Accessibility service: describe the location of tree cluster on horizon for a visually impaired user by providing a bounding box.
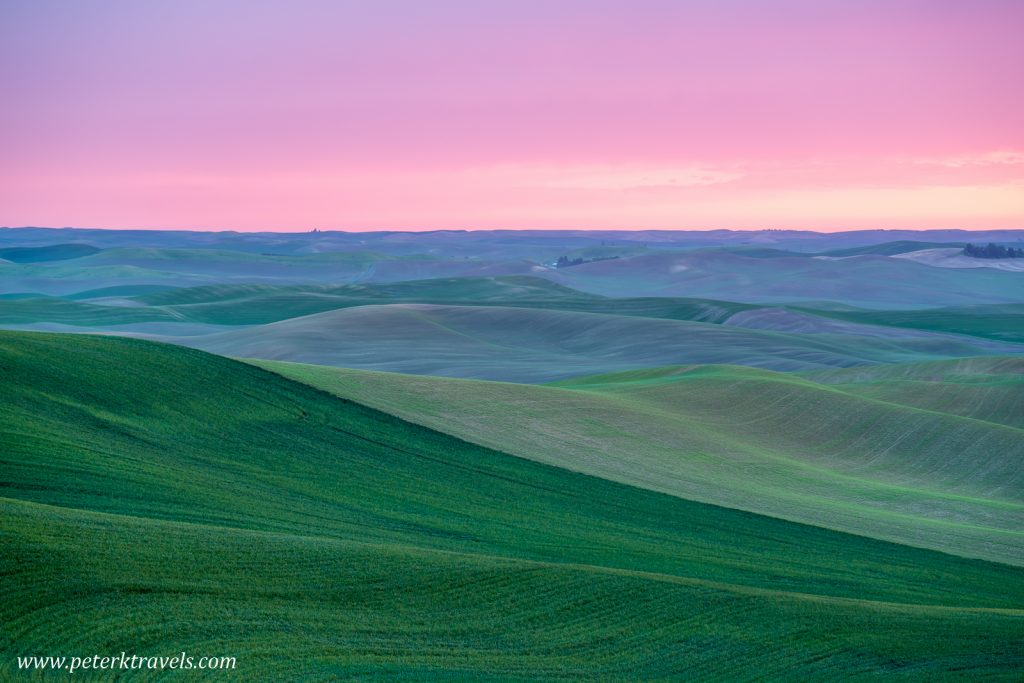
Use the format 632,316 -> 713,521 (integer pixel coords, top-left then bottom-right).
963,243 -> 1024,259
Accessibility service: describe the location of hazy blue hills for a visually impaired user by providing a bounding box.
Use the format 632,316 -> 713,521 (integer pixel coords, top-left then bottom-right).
815,240 -> 968,257
1,268 -> 1020,382
6,230 -> 1022,309
803,303 -> 1024,343
0,243 -> 101,263
168,303 -> 1022,382
548,250 -> 1024,307
0,247 -> 549,296
4,226 -> 1022,254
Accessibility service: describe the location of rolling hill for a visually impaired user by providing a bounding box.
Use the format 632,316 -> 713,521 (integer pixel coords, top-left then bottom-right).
175,303 -> 1023,382
0,248 -> 542,296
4,275 -> 1020,359
816,240 -> 965,257
0,248 -> 393,296
3,331 -> 1023,680
4,226 -> 1022,256
0,296 -> 178,326
550,250 -> 1024,308
137,275 -> 593,306
4,229 -> 1023,308
804,356 -> 1024,429
893,248 -> 1024,271
0,243 -> 101,263
803,303 -> 1024,344
255,358 -> 1024,565
0,276 -> 756,329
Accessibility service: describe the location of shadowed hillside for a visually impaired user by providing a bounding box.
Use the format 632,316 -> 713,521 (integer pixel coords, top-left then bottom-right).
0,243 -> 101,263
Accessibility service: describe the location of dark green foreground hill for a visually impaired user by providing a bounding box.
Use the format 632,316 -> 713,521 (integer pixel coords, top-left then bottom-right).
2,332 -> 1023,680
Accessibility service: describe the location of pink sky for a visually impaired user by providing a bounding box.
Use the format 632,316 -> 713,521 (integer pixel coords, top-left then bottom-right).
1,0 -> 1022,231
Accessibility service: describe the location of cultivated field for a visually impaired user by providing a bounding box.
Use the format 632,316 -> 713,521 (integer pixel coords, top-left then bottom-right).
3,332 -> 1023,680
2,227 -> 1023,680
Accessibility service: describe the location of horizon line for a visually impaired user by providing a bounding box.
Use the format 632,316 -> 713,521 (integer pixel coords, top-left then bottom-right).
5,226 -> 1024,235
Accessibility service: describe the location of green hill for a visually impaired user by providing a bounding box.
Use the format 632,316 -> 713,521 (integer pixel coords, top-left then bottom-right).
803,357 -> 1024,429
3,275 -> 1019,351
0,249 -> 539,296
76,246 -> 391,265
0,296 -> 178,326
803,303 -> 1024,344
3,331 -> 1024,679
178,304 -> 1023,382
817,241 -> 964,257
255,359 -> 1024,565
137,275 -> 589,306
151,284 -> 754,326
0,261 -> 212,296
551,250 -> 1024,307
0,243 -> 101,263
64,283 -> 181,299
0,277 -> 756,329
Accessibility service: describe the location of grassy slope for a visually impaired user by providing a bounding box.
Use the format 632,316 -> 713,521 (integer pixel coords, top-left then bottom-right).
3,275 -> 1017,352
803,303 -> 1024,344
75,246 -> 394,265
256,359 -> 1024,566
0,241 -> 540,293
0,261 -> 213,297
818,241 -> 965,257
182,304 -> 1022,382
3,331 -> 1023,679
140,277 -> 754,326
0,249 -> 472,297
0,276 -> 752,330
65,284 -> 179,299
52,248 -> 546,284
0,297 -> 178,325
136,276 -> 589,305
551,251 -> 1024,308
0,243 -> 101,263
803,357 -> 1024,429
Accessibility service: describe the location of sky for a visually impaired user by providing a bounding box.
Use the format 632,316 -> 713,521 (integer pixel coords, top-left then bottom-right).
1,0 -> 1022,231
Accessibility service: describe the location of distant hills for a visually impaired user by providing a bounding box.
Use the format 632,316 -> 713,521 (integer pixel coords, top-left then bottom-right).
172,302 -> 1019,381
2,228 -> 1024,308
2,274 -> 1021,380
0,243 -> 101,263
3,226 -> 1023,253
